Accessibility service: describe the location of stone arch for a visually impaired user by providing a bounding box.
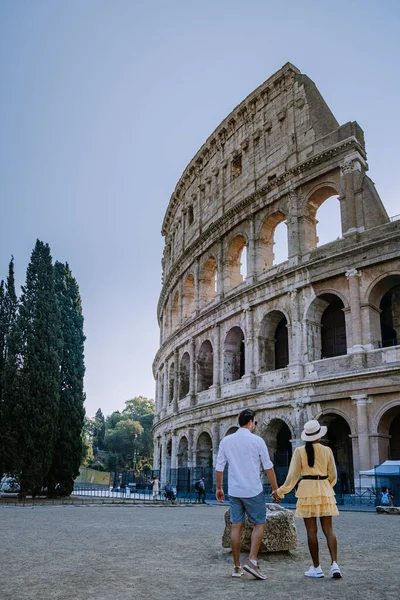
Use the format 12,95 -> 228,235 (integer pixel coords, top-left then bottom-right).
226,234 -> 247,289
304,184 -> 341,251
365,274 -> 400,348
224,426 -> 239,437
377,403 -> 400,462
195,431 -> 213,467
223,326 -> 245,383
177,435 -> 189,468
183,273 -> 195,320
258,309 -> 290,372
261,418 -> 293,467
179,352 -> 190,399
318,412 -> 354,494
305,292 -> 347,361
171,291 -> 179,329
200,256 -> 217,305
197,340 -> 214,392
257,211 -> 288,271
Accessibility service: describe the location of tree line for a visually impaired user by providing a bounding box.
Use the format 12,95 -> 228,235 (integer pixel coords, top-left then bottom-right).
0,240 -> 85,497
83,396 -> 154,474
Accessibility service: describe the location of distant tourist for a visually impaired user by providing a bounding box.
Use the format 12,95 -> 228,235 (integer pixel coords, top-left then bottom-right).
380,486 -> 393,507
194,477 -> 206,504
152,475 -> 160,501
215,408 -> 279,580
164,481 -> 175,501
271,419 -> 342,579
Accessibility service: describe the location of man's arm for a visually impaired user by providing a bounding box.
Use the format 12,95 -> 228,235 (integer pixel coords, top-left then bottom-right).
265,468 -> 281,502
215,470 -> 225,503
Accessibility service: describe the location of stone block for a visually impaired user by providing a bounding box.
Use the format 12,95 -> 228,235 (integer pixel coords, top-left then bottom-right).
222,503 -> 297,553
376,506 -> 400,514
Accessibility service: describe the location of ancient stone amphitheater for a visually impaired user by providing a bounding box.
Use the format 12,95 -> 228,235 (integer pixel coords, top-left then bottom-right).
152,63 -> 400,493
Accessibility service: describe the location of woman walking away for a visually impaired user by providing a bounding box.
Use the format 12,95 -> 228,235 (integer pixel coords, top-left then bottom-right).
271,419 -> 341,579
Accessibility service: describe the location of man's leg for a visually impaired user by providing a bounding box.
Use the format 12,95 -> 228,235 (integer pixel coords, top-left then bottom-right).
249,523 -> 265,562
231,523 -> 243,567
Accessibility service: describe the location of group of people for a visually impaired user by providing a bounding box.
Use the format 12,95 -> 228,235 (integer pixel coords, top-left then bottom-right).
215,409 -> 342,580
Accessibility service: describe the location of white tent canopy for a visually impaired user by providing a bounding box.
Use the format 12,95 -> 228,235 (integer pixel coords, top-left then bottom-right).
359,460 -> 400,476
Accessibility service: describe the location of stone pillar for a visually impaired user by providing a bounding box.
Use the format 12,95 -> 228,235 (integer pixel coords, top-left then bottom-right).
212,422 -> 221,488
173,350 -> 179,413
170,430 -> 178,485
213,324 -> 221,397
189,338 -> 196,406
216,240 -> 224,299
194,258 -> 200,314
340,153 -> 367,235
178,279 -> 184,325
287,188 -> 301,263
160,434 -> 167,485
163,364 -> 168,415
246,215 -> 257,283
346,268 -> 363,350
188,427 -> 195,468
153,436 -> 161,471
244,307 -> 256,389
352,394 -> 372,472
289,289 -> 303,379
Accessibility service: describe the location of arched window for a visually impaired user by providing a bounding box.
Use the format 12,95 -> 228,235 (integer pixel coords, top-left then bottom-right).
200,256 -> 217,305
258,211 -> 287,271
226,235 -> 247,289
319,414 -> 354,493
258,311 -> 289,372
179,352 -> 190,399
168,363 -> 174,404
183,274 -> 195,320
321,300 -> 347,358
223,326 -> 245,383
305,186 -> 341,251
197,340 -> 213,392
380,285 -> 400,347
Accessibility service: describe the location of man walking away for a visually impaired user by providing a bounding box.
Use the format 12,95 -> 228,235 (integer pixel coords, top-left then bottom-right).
195,477 -> 206,503
215,409 -> 279,580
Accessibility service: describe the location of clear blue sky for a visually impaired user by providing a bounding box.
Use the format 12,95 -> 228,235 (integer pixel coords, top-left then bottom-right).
1,0 -> 399,417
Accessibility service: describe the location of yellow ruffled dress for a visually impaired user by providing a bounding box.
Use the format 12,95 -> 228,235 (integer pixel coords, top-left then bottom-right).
276,443 -> 339,518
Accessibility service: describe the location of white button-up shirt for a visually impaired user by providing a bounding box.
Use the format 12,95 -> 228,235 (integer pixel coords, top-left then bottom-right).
215,427 -> 274,498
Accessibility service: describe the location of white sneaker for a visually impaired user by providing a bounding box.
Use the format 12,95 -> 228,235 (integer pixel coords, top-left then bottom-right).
304,565 -> 324,578
329,562 -> 342,578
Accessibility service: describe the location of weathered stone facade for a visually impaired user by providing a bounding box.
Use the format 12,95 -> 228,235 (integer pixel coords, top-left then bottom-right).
152,63 -> 400,492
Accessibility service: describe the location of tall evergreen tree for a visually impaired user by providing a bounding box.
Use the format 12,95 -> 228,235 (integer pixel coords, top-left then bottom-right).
93,408 -> 106,451
46,261 -> 85,496
0,258 -> 19,476
11,241 -> 61,496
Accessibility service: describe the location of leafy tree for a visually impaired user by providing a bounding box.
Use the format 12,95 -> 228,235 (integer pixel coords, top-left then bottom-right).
81,428 -> 94,467
105,419 -> 143,469
123,396 -> 154,459
46,262 -> 85,496
106,410 -> 125,430
10,241 -> 62,496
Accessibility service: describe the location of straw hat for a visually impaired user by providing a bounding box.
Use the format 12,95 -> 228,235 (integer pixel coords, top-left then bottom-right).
301,419 -> 327,442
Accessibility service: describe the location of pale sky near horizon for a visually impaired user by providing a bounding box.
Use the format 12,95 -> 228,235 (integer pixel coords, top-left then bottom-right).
1,1 -> 399,418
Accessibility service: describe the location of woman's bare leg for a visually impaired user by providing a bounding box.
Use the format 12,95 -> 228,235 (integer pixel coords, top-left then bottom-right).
320,516 -> 338,563
304,517 -> 319,567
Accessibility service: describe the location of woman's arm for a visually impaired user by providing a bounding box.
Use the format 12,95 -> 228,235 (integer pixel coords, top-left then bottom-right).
275,448 -> 302,499
327,447 -> 337,487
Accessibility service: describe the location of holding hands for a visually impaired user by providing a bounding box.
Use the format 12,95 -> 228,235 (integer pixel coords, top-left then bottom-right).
271,489 -> 282,503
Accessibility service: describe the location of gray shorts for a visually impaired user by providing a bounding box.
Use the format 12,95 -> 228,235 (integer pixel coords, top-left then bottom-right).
229,491 -> 266,525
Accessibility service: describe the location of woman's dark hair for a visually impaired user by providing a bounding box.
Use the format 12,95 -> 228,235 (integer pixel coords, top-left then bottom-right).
305,441 -> 315,468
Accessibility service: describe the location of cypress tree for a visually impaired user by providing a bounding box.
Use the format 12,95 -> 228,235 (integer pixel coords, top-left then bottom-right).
47,261 -> 85,496
0,258 -> 19,476
93,408 -> 106,451
13,241 -> 61,497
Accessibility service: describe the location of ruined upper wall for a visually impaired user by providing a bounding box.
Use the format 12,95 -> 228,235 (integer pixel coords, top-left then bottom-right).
161,62 -> 363,239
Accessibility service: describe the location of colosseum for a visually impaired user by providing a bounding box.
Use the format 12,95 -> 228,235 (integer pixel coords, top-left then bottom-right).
152,63 -> 400,496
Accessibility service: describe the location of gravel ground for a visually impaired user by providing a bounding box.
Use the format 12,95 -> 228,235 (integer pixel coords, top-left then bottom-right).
1,504 -> 399,600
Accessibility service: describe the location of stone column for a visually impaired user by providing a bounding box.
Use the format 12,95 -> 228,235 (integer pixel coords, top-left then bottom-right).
188,427 -> 195,468
289,288 -> 302,379
153,436 -> 161,471
287,188 -> 301,263
189,338 -> 196,406
340,153 -> 367,234
160,433 -> 167,485
163,364 -> 168,415
178,279 -> 184,325
346,268 -> 363,350
212,422 -> 221,488
170,430 -> 178,485
194,258 -> 200,314
352,394 -> 372,472
244,306 -> 256,389
216,240 -> 224,299
246,215 -> 257,283
173,350 -> 179,413
213,324 -> 221,397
